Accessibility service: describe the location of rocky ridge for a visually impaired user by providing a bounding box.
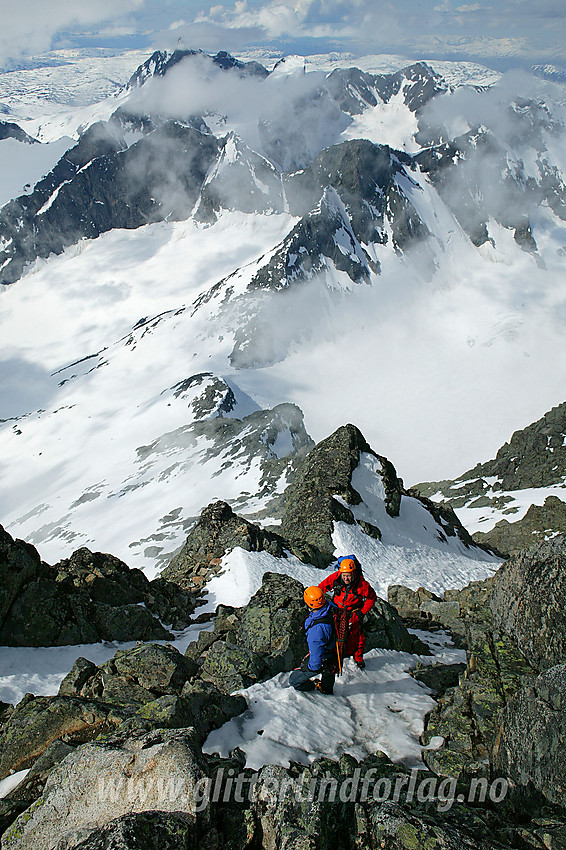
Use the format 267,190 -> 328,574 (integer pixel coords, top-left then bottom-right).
1,425 -> 565,848
163,423 -> 486,592
387,535 -> 566,832
416,400 -> 566,556
0,526 -> 197,645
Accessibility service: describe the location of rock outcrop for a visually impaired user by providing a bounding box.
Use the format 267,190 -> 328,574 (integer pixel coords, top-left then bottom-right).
161,501 -> 286,593
473,496 -> 566,557
0,528 -> 196,645
493,664 -> 566,807
490,535 -> 566,669
279,423 -> 402,567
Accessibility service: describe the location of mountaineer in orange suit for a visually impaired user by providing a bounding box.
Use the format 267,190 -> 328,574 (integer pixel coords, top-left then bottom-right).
318,555 -> 377,669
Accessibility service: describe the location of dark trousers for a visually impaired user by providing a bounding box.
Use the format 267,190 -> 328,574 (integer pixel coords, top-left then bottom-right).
289,666 -> 335,694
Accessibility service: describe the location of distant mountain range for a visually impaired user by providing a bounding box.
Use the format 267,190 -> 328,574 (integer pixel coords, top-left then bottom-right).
1,48 -> 566,570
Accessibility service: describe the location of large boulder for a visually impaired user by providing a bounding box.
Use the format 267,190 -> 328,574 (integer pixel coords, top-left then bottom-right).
56,643 -> 246,744
161,501 -> 286,592
185,572 -> 307,692
490,535 -> 566,669
2,728 -> 208,850
58,643 -> 198,706
493,664 -> 566,806
0,531 -> 196,646
0,694 -> 128,781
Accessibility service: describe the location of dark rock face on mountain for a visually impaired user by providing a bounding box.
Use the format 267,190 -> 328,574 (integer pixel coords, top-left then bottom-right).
235,138 -> 430,300
0,121 -> 219,285
0,57 -> 455,290
416,102 -> 566,253
325,61 -> 447,116
465,400 -> 566,492
0,527 -> 196,645
490,535 -> 566,669
195,132 -> 285,222
279,423 -> 401,567
126,48 -> 269,89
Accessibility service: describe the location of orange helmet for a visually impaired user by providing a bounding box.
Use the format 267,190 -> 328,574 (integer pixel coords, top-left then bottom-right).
339,558 -> 356,574
304,586 -> 325,609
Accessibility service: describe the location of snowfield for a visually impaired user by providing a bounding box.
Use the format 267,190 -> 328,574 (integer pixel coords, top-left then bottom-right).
203,631 -> 463,771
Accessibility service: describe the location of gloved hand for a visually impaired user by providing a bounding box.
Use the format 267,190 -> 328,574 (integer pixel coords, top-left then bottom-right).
349,609 -> 364,627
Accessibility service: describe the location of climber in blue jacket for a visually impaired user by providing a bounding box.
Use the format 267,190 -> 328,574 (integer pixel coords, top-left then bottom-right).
289,586 -> 338,694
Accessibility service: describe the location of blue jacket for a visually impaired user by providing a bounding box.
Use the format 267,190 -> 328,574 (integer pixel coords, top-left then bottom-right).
304,600 -> 337,672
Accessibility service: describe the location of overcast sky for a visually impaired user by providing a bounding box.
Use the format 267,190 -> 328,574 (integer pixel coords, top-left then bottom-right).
0,0 -> 564,70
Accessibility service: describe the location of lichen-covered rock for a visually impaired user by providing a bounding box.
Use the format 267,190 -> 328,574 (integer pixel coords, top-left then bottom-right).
199,641 -> 267,692
110,643 -> 197,694
0,694 -> 128,781
356,800 -> 500,850
490,536 -> 566,669
58,643 -> 198,710
421,607 -> 536,781
55,811 -> 198,850
493,664 -> 566,806
279,424 -> 403,568
2,727 -> 207,850
162,501 -> 286,592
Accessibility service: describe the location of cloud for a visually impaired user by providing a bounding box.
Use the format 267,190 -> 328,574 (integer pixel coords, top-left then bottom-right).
168,0 -> 566,67
0,0 -> 145,68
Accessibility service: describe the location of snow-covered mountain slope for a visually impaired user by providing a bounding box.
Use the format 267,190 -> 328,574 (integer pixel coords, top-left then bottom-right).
1,49 -> 566,573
